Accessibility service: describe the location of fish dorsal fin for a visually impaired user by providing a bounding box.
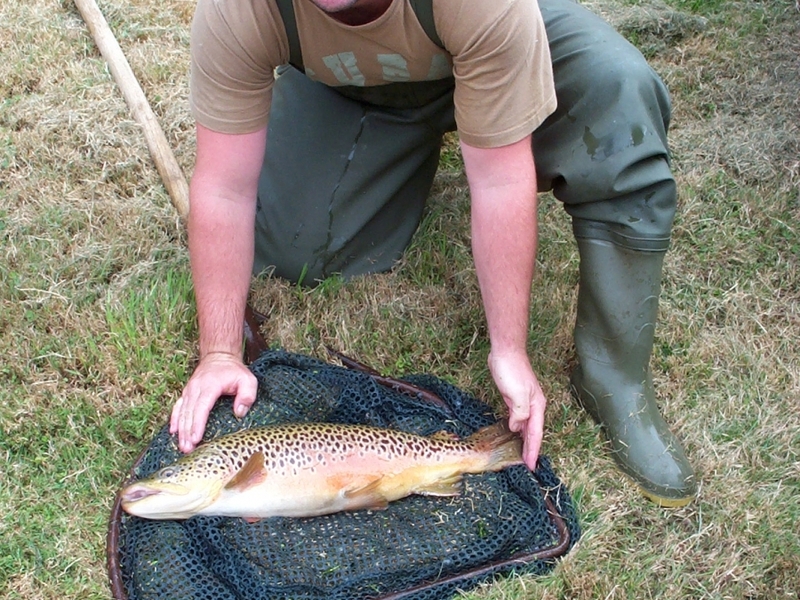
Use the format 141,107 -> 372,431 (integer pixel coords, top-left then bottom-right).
342,479 -> 390,511
225,452 -> 268,492
430,430 -> 460,442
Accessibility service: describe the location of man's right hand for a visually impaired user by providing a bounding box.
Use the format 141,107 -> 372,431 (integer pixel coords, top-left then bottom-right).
169,352 -> 258,453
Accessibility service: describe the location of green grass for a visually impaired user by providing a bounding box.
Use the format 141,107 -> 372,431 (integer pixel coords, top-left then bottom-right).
1,0 -> 799,598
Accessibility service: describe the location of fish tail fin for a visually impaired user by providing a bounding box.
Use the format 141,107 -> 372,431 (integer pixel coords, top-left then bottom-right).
466,421 -> 524,470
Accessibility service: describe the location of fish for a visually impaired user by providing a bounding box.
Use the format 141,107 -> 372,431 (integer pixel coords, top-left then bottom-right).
120,421 -> 523,521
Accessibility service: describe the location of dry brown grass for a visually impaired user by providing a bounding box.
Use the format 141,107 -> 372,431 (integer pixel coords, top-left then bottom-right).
1,0 -> 798,598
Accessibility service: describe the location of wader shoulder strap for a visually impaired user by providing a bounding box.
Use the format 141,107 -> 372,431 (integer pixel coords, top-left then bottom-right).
409,0 -> 443,50
274,0 -> 444,72
275,0 -> 304,70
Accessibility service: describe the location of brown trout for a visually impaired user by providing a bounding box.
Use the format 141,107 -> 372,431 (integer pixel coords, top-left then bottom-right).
121,421 -> 523,520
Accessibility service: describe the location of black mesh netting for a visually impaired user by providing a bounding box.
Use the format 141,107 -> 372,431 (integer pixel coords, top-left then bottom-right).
111,349 -> 581,600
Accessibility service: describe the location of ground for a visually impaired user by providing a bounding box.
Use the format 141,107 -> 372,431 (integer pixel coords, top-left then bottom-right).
1,0 -> 798,598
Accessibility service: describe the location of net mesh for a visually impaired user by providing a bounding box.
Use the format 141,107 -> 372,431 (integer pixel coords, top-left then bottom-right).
114,349 -> 581,600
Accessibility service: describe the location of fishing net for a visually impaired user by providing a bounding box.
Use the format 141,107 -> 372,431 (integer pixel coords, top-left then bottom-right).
108,349 -> 581,600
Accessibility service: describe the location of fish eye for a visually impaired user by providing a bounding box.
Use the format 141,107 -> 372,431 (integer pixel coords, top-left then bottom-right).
159,467 -> 177,478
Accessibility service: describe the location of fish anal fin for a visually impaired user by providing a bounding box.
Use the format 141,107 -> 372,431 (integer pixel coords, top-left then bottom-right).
225,452 -> 268,492
414,474 -> 462,497
342,478 -> 390,511
243,516 -> 262,524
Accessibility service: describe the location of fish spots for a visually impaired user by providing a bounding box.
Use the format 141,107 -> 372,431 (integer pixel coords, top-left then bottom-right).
174,422 -> 482,484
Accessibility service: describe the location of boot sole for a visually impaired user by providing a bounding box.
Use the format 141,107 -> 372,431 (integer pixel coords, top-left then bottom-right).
636,482 -> 695,508
612,451 -> 697,507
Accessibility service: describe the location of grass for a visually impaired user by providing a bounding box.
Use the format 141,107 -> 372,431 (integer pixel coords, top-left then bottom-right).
1,0 -> 798,598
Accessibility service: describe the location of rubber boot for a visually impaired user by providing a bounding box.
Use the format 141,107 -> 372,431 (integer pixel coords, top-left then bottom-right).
571,238 -> 696,506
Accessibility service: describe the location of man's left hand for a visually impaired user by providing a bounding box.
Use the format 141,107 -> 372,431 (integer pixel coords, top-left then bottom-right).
488,350 -> 547,470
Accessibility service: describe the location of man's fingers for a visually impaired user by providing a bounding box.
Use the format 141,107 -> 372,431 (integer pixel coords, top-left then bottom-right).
169,394 -> 184,435
523,390 -> 546,469
189,407 -> 210,451
232,375 -> 258,418
523,425 -> 542,470
173,362 -> 258,453
506,394 -> 531,432
177,388 -> 218,453
508,411 -> 528,433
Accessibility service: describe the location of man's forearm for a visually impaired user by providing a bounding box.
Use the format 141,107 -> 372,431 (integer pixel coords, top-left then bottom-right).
171,125 -> 266,453
471,191 -> 537,355
188,125 -> 267,360
461,136 -> 538,356
189,190 -> 256,359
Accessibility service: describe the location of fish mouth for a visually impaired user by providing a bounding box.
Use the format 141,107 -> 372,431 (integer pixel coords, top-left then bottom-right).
121,486 -> 162,504
119,481 -> 219,520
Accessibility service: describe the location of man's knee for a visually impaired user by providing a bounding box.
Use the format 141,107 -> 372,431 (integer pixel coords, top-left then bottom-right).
568,175 -> 677,252
535,43 -> 675,211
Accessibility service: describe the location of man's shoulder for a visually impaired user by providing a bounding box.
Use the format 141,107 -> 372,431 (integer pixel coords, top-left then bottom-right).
431,0 -> 528,17
431,0 -> 546,50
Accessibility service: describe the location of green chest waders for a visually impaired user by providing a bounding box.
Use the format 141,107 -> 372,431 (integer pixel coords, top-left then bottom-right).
257,0 -> 696,505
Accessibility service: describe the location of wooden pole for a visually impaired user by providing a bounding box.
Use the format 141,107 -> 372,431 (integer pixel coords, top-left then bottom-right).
73,0 -> 190,220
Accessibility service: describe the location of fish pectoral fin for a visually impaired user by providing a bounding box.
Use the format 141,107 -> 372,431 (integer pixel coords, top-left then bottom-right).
243,517 -> 263,524
414,474 -> 463,497
224,452 -> 268,492
342,479 -> 390,511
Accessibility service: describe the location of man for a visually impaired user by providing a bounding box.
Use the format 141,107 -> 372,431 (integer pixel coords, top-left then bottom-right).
170,0 -> 697,507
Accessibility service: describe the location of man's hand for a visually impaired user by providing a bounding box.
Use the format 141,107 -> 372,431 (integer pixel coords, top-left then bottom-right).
170,352 -> 258,453
488,350 -> 547,470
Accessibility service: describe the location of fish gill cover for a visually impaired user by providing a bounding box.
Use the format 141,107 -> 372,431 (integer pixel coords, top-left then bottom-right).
110,349 -> 581,600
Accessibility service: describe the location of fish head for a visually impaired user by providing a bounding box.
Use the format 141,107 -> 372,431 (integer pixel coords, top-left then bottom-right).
120,445 -> 235,520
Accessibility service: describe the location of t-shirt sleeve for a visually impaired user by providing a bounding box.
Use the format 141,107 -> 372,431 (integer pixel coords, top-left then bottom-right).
189,0 -> 287,134
435,0 -> 557,148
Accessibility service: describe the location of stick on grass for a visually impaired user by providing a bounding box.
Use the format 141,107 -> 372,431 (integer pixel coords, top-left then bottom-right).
73,0 -> 190,220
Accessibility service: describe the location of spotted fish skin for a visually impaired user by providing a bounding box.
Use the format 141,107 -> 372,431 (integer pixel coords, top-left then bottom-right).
121,422 -> 523,521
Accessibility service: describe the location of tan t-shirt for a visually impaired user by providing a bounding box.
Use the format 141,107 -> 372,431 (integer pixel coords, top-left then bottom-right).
190,0 -> 556,148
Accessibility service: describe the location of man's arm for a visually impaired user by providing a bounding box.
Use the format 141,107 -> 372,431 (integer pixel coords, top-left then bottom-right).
170,123 -> 268,453
460,134 -> 546,469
